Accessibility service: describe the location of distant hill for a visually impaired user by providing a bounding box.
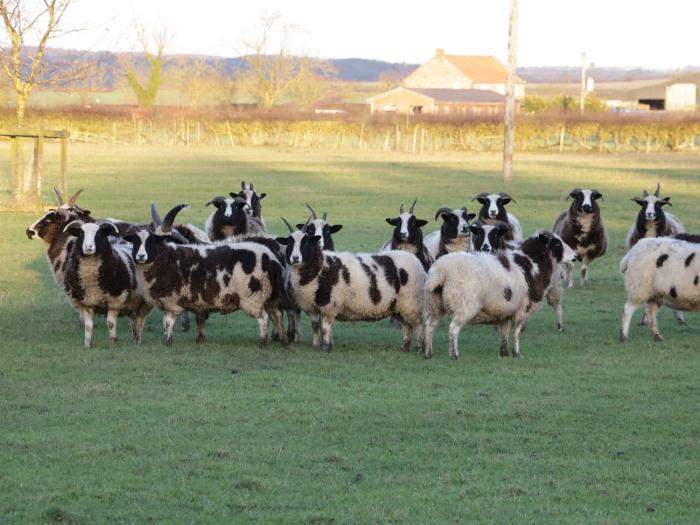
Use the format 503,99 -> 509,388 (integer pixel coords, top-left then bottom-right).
31,47 -> 700,88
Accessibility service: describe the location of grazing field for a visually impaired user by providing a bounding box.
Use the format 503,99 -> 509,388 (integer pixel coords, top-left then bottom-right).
1,145 -> 699,524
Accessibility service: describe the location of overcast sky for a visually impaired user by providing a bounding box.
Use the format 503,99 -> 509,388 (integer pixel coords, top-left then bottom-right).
51,0 -> 700,68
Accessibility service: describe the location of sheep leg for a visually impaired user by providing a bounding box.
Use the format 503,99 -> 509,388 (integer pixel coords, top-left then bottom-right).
257,311 -> 270,348
292,309 -> 301,343
564,262 -> 574,289
423,314 -> 439,360
580,264 -> 589,288
311,315 -> 321,349
180,311 -> 191,332
132,303 -> 150,345
512,320 -> 525,358
195,312 -> 208,343
414,322 -> 425,354
619,301 -> 640,343
673,309 -> 687,327
401,323 -> 413,352
499,320 -> 510,357
448,318 -> 464,360
646,301 -> 663,342
163,311 -> 177,346
107,309 -> 119,345
639,312 -> 648,326
266,306 -> 288,346
83,308 -> 94,349
320,316 -> 334,352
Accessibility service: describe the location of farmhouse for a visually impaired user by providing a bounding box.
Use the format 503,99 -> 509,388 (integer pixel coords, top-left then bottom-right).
368,49 -> 525,115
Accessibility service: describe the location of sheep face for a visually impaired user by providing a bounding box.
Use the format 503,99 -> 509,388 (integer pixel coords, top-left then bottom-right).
296,219 -> 342,250
632,195 -> 671,221
123,230 -> 174,264
276,230 -> 321,266
26,205 -> 91,240
568,188 -> 602,214
63,221 -> 119,256
547,233 -> 577,264
437,208 -> 475,240
206,196 -> 241,226
469,221 -> 509,253
474,193 -> 513,220
386,213 -> 428,244
234,182 -> 266,217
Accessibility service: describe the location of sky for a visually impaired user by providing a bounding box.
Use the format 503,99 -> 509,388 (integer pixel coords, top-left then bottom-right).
47,0 -> 700,69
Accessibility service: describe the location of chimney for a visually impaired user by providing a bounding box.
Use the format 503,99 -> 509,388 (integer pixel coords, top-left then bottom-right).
435,48 -> 445,58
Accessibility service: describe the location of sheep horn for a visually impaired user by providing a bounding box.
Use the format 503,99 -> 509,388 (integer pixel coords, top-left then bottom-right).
250,183 -> 255,191
409,198 -> 417,214
498,192 -> 516,203
53,187 -> 65,205
169,228 -> 190,244
281,217 -> 295,234
63,219 -> 84,233
399,202 -> 404,214
160,204 -> 190,233
68,189 -> 84,207
471,192 -> 489,201
322,211 -> 327,221
241,181 -> 246,190
305,202 -> 318,220
97,220 -> 119,235
642,189 -> 649,197
150,203 -> 162,227
434,207 -> 453,220
654,183 -> 660,197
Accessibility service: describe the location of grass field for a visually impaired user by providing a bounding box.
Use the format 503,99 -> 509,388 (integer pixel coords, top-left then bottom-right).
1,145 -> 699,524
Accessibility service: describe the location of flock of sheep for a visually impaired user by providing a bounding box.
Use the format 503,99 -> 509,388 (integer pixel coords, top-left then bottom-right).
25,181 -> 699,357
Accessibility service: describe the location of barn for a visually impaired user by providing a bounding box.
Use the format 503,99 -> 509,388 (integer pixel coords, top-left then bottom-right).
368,49 -> 525,114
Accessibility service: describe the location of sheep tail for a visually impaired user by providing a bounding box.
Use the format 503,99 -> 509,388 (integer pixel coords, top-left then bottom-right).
425,266 -> 446,320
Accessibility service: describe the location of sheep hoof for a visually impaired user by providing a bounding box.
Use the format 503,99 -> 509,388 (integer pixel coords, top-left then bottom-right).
109,338 -> 118,347
196,334 -> 206,344
619,331 -> 629,343
557,324 -> 565,333
163,337 -> 172,347
321,344 -> 332,353
653,333 -> 664,342
449,353 -> 459,360
512,352 -> 521,359
271,331 -> 281,342
279,335 -> 290,347
401,343 -> 411,353
84,342 -> 92,349
424,351 -> 433,360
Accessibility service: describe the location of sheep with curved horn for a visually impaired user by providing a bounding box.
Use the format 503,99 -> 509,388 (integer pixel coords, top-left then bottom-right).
205,193 -> 267,241
234,180 -> 266,221
297,204 -> 343,251
424,206 -> 476,260
472,191 -> 522,241
124,204 -> 288,347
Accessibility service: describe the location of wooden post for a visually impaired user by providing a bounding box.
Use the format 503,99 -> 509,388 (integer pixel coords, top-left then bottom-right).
502,0 -> 518,183
559,125 -> 565,152
420,128 -> 426,155
196,121 -> 201,145
60,135 -> 67,195
412,126 -> 418,154
359,123 -> 364,150
383,130 -> 390,152
137,120 -> 142,145
112,122 -> 117,145
185,121 -> 190,146
395,125 -> 400,151
33,133 -> 44,208
226,121 -> 235,147
10,137 -> 21,203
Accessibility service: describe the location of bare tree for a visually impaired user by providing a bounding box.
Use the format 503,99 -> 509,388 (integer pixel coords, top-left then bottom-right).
286,60 -> 335,110
123,26 -> 169,109
0,0 -> 74,124
239,13 -> 319,111
169,57 -> 234,108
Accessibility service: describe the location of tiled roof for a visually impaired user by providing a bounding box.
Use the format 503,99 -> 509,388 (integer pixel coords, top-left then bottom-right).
443,55 -> 525,84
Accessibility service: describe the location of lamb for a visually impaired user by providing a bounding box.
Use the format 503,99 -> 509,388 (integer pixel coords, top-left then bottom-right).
472,192 -> 522,241
424,207 -> 476,260
553,188 -> 607,288
62,220 -> 152,348
380,199 -> 433,271
424,231 -> 576,359
619,236 -> 700,343
626,183 -> 685,249
276,218 -> 427,353
205,195 -> 267,241
296,203 -> 343,250
123,204 -> 288,347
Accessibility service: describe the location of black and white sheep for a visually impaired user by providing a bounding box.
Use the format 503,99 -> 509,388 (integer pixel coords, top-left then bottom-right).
472,192 -> 522,241
553,188 -> 607,288
62,220 -> 152,348
626,183 -> 685,249
205,195 -> 267,241
380,199 -> 433,271
468,220 -> 510,253
276,218 -> 427,353
235,181 -> 266,223
424,231 -> 576,359
619,236 -> 700,343
296,203 -> 343,250
123,204 -> 288,347
424,207 -> 476,260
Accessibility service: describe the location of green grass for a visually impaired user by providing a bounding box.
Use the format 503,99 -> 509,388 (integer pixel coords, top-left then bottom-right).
1,145 -> 700,524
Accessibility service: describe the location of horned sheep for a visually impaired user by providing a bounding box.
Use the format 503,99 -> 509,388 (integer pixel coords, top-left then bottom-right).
553,188 -> 607,288
472,192 -> 522,241
424,231 -> 576,359
205,195 -> 267,241
424,206 -> 476,260
380,199 -> 433,271
276,218 -> 427,353
123,204 -> 288,347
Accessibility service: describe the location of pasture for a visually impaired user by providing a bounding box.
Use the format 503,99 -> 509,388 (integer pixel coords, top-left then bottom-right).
1,145 -> 699,524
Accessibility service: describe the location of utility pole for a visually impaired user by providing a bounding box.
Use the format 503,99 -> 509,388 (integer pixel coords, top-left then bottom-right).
503,0 -> 518,184
579,51 -> 587,114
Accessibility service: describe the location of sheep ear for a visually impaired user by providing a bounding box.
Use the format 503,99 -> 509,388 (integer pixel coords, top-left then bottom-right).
386,218 -> 398,226
592,191 -> 603,201
631,197 -> 645,206
311,235 -> 322,245
537,232 -> 551,244
275,237 -> 290,245
259,193 -> 266,200
122,234 -> 138,244
329,224 -> 343,233
415,219 -> 428,228
568,189 -> 582,200
63,220 -> 84,236
660,197 -> 672,206
229,192 -> 238,199
467,213 -> 477,222
296,223 -> 305,230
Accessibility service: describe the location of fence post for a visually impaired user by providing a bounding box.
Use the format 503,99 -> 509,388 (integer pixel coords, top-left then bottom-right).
383,130 -> 390,152
196,121 -> 201,145
420,128 -> 426,155
412,126 -> 418,154
559,125 -> 565,152
33,133 -> 44,209
359,123 -> 364,150
395,125 -> 400,151
226,121 -> 234,147
60,134 -> 67,195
